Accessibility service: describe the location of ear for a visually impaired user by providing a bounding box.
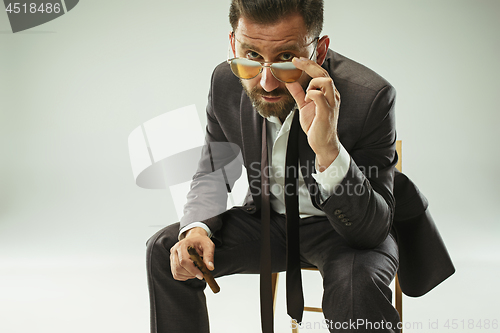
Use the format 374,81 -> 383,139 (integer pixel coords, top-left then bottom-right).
229,31 -> 236,58
315,35 -> 330,66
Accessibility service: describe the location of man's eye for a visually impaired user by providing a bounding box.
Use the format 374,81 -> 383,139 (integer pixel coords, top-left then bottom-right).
246,51 -> 261,60
280,53 -> 294,61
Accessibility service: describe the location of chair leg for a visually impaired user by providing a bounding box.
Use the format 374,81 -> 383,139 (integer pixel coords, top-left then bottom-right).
395,273 -> 403,332
271,273 -> 279,313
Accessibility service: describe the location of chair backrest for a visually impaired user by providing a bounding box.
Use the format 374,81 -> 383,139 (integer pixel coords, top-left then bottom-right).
394,140 -> 403,324
396,140 -> 402,172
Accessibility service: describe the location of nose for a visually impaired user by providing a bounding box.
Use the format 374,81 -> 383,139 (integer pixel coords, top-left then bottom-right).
259,66 -> 280,92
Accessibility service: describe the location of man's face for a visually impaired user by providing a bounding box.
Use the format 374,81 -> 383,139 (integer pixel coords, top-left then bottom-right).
231,14 -> 318,120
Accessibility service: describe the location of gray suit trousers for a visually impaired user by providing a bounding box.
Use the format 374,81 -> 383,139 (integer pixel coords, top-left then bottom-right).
146,207 -> 400,332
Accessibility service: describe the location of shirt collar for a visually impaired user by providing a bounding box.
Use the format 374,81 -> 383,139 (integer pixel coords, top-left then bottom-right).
266,107 -> 297,131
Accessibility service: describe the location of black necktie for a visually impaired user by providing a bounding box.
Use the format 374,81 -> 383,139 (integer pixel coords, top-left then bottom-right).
260,111 -> 304,333
284,111 -> 304,323
260,118 -> 273,333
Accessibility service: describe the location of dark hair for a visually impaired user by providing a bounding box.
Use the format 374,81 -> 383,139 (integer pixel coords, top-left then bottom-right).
229,0 -> 323,37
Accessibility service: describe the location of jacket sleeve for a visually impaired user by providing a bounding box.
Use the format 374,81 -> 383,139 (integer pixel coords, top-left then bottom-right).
319,84 -> 397,249
179,67 -> 243,234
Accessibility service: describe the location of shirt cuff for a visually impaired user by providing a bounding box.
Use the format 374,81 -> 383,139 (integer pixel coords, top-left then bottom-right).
311,143 -> 351,201
178,222 -> 213,240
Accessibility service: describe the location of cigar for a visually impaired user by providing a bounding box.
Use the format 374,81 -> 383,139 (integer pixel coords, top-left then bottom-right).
187,246 -> 220,293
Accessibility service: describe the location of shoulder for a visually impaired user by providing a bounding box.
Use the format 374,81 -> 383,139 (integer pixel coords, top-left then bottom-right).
211,61 -> 243,94
208,62 -> 244,112
323,49 -> 395,99
324,50 -> 397,149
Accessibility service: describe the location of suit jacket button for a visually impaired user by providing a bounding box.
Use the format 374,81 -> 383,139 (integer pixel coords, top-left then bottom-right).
345,222 -> 352,227
338,214 -> 345,219
341,218 -> 350,223
334,209 -> 342,215
246,207 -> 254,211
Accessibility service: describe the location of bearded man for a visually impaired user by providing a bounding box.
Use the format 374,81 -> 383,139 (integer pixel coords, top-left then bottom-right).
146,1 -> 454,332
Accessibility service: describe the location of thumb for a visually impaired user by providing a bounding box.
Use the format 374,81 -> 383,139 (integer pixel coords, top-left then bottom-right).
286,81 -> 306,109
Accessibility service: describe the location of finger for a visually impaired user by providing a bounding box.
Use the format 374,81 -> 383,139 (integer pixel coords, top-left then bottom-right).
292,57 -> 329,79
177,246 -> 204,280
200,242 -> 215,271
305,89 -> 332,118
170,248 -> 196,281
285,81 -> 307,109
306,77 -> 337,108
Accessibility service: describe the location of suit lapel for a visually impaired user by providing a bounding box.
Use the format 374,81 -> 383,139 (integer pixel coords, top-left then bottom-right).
240,91 -> 263,210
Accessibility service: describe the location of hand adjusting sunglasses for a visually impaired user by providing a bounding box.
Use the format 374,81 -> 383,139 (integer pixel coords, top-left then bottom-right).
227,35 -> 319,83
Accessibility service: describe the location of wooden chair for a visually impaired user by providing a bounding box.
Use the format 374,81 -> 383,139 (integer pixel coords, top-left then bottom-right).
272,140 -> 403,332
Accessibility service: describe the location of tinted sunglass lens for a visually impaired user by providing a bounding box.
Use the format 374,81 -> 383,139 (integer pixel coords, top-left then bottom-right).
230,58 -> 261,79
271,62 -> 303,83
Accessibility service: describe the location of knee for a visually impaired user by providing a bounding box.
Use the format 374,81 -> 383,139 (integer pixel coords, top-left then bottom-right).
323,260 -> 389,297
146,223 -> 180,263
350,263 -> 387,295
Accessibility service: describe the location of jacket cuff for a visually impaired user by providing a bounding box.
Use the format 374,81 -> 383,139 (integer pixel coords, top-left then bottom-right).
178,222 -> 213,240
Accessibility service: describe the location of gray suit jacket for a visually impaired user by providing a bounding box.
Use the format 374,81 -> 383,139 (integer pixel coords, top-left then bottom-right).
180,49 -> 455,297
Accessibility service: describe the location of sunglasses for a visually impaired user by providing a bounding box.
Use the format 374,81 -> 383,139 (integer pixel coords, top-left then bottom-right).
227,36 -> 319,83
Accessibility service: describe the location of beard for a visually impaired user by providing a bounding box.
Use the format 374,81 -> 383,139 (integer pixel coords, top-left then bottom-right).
242,83 -> 297,120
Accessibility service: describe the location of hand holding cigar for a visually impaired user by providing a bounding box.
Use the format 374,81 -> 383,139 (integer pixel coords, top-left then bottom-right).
187,246 -> 220,293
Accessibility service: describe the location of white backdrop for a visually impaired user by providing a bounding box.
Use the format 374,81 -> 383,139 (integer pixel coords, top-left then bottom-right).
1,1 -> 499,332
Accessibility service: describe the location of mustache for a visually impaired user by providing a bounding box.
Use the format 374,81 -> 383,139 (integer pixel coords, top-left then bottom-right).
250,87 -> 291,97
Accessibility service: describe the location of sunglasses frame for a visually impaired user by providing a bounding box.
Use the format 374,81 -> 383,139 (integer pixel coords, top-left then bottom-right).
227,35 -> 319,83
